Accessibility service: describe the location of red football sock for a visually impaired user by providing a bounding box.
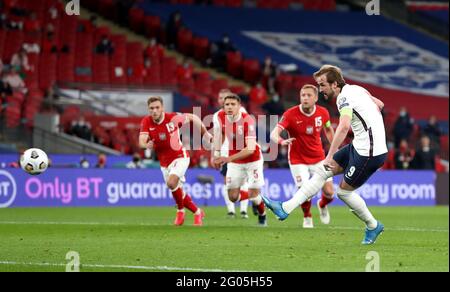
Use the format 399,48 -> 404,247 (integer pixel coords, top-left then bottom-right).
239,190 -> 249,201
319,193 -> 334,208
301,200 -> 312,218
171,187 -> 184,210
257,201 -> 265,215
183,194 -> 199,214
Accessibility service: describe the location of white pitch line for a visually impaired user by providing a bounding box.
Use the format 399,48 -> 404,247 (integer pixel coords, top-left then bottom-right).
0,221 -> 447,233
0,260 -> 254,272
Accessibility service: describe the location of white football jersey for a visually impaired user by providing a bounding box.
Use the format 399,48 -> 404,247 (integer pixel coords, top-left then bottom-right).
213,107 -> 248,157
336,84 -> 388,157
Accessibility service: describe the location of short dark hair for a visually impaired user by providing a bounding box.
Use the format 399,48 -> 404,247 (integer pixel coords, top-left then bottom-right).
147,96 -> 163,106
223,94 -> 241,103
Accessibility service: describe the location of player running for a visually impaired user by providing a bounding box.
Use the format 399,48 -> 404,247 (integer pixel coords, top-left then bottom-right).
213,89 -> 250,219
262,65 -> 388,244
212,94 -> 267,226
270,84 -> 335,228
139,96 -> 212,226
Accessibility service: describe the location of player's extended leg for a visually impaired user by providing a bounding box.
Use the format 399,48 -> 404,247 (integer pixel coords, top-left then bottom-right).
337,180 -> 383,244
288,164 -> 313,228
317,180 -> 334,225
262,162 -> 336,221
166,159 -> 204,226
166,174 -> 186,226
334,145 -> 387,244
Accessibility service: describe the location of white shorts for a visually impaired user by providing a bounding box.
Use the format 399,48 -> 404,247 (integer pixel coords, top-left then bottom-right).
161,158 -> 190,186
290,161 -> 333,188
226,159 -> 265,190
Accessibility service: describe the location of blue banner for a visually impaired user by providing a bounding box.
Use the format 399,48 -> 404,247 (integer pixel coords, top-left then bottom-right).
139,3 -> 449,97
0,169 -> 437,208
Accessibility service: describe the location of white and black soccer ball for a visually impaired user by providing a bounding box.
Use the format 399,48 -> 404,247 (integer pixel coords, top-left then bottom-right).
20,148 -> 49,175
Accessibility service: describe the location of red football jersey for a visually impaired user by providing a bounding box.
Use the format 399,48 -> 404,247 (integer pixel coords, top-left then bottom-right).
215,111 -> 262,164
140,112 -> 189,167
278,105 -> 331,165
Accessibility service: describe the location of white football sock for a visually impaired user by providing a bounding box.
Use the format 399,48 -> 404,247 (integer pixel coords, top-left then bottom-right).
337,188 -> 377,230
222,186 -> 235,213
282,171 -> 330,214
240,199 -> 249,213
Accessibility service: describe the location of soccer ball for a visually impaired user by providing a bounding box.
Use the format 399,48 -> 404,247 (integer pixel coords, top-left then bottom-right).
20,148 -> 49,175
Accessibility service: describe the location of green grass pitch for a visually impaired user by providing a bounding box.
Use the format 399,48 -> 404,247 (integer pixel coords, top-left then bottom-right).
0,206 -> 448,272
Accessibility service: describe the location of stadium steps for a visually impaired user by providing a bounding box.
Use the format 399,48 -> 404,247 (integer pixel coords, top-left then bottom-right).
75,4 -> 251,93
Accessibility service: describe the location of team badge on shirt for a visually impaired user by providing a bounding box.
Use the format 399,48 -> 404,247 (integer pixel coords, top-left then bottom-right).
159,133 -> 167,141
306,126 -> 314,135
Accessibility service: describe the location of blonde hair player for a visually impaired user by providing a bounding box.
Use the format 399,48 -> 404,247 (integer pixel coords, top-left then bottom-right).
271,84 -> 335,228
139,96 -> 212,226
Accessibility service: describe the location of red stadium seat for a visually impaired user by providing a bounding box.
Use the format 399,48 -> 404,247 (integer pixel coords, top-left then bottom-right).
192,37 -> 210,63
129,8 -> 145,33
144,15 -> 162,39
243,59 -> 261,85
211,78 -> 229,97
226,51 -> 243,78
177,28 -> 194,56
226,0 -> 243,8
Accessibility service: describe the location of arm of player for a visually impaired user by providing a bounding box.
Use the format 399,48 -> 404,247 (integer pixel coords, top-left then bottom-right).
139,133 -> 154,150
185,113 -> 212,142
370,95 -> 384,112
270,126 -> 295,146
323,121 -> 335,145
212,113 -> 224,159
217,137 -> 256,164
326,113 -> 351,159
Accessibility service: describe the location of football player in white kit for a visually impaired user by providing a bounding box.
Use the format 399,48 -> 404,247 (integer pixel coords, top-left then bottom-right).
263,65 -> 388,244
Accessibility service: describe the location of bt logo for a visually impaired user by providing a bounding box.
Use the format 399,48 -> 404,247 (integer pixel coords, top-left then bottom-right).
0,170 -> 17,208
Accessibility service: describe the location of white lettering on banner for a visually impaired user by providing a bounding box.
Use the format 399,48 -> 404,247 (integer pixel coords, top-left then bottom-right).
358,184 -> 390,204
22,176 -> 433,205
357,183 -> 435,204
391,184 -> 435,201
242,31 -> 449,97
106,183 -> 171,204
